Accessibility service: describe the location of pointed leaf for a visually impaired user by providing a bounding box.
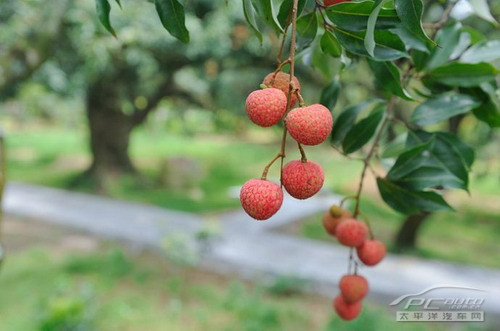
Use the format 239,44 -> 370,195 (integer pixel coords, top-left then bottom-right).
243,0 -> 263,42
426,23 -> 462,70
331,99 -> 384,145
425,62 -> 498,87
333,27 -> 408,61
342,105 -> 385,154
460,40 -> 500,64
377,177 -> 453,215
277,0 -> 309,28
320,30 -> 342,57
320,78 -> 340,110
296,12 -> 318,50
469,0 -> 499,26
411,93 -> 481,126
365,0 -> 390,57
390,27 -> 429,53
394,0 -> 434,47
96,0 -> 116,36
326,1 -> 400,31
251,0 -> 284,33
367,60 -> 413,100
155,0 -> 189,43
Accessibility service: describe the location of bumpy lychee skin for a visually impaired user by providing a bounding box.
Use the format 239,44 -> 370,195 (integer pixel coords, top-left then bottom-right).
282,160 -> 324,199
357,240 -> 387,266
240,179 -> 283,220
333,295 -> 362,321
245,88 -> 287,127
322,206 -> 351,236
262,72 -> 301,107
335,218 -> 368,247
339,275 -> 369,304
285,104 -> 333,146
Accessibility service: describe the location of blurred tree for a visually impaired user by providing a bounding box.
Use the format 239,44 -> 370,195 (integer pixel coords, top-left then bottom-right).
0,0 -> 71,97
1,0 -> 287,185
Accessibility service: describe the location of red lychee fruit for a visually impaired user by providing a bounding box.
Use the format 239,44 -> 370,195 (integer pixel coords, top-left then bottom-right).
240,179 -> 283,220
357,240 -> 387,266
282,160 -> 324,199
322,206 -> 351,236
335,218 -> 368,247
324,0 -> 350,6
339,274 -> 369,304
262,72 -> 301,107
333,295 -> 362,321
245,88 -> 287,127
285,104 -> 333,146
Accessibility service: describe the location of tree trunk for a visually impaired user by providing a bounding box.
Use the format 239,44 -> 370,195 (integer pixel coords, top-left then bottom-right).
394,211 -> 431,251
84,76 -> 136,182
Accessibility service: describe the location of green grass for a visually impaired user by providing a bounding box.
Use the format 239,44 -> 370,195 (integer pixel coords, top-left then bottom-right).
6,126 -> 359,212
292,197 -> 500,269
0,242 -> 463,331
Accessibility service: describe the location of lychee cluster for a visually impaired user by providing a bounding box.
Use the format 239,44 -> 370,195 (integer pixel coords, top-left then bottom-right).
240,72 -> 333,220
322,205 -> 387,320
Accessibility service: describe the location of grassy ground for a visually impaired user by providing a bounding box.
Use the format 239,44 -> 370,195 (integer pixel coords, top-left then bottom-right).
0,217 -> 464,331
6,126 -> 359,213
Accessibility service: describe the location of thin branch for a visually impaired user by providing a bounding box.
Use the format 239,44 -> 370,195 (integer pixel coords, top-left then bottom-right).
352,96 -> 396,219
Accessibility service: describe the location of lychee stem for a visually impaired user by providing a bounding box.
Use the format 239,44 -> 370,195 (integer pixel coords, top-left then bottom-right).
297,142 -> 307,162
358,210 -> 375,240
261,153 -> 283,180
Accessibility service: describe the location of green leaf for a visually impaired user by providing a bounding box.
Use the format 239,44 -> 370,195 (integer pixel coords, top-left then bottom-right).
377,177 -> 453,214
387,139 -> 466,191
425,62 -> 498,87
331,99 -> 383,145
426,23 -> 461,70
326,1 -> 400,32
96,0 -> 116,37
365,0 -> 390,57
469,0 -> 499,26
115,0 -> 122,9
367,60 -> 413,100
342,105 -> 385,154
320,78 -> 340,110
394,0 -> 434,48
387,141 -> 434,179
155,0 -> 189,43
411,93 -> 481,126
392,167 -> 465,191
460,40 -> 500,64
333,27 -> 407,61
406,130 -> 474,190
320,30 -> 342,57
461,27 -> 486,45
463,84 -> 500,127
277,0 -> 309,28
449,32 -> 472,60
390,27 -> 429,53
382,133 -> 407,158
311,40 -> 340,78
243,0 -> 263,43
252,0 -> 284,33
296,12 -> 318,50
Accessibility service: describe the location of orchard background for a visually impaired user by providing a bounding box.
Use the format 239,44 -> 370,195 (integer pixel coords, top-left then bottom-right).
0,0 -> 499,329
